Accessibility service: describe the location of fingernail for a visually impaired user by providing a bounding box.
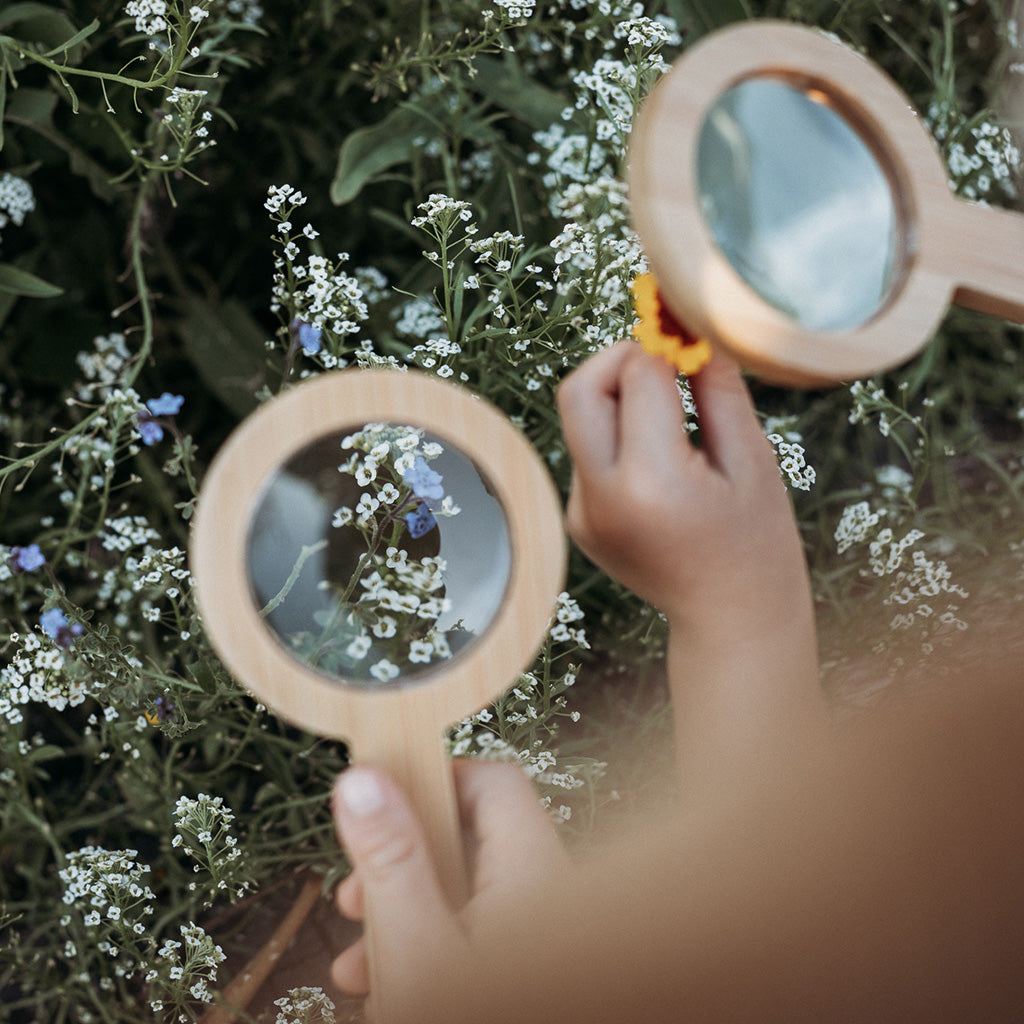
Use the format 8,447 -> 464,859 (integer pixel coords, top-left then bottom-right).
338,768 -> 387,818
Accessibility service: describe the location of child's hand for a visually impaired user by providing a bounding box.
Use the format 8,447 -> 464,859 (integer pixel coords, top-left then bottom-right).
558,342 -> 803,635
330,760 -> 568,1020
557,343 -> 823,777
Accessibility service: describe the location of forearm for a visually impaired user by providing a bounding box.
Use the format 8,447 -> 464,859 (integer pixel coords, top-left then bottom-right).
665,568 -> 825,788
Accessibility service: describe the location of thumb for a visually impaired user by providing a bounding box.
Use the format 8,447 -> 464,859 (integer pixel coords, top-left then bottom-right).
332,767 -> 454,936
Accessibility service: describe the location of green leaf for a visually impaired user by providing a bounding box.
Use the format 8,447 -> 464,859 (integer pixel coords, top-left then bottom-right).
0,3 -> 61,32
330,102 -> 433,206
41,17 -> 98,57
0,262 -> 63,298
0,5 -> 78,49
670,0 -> 751,36
177,295 -> 269,418
5,85 -> 57,126
472,55 -> 567,130
0,65 -> 6,152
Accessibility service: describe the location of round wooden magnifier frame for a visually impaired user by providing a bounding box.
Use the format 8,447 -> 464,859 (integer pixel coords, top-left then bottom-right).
190,369 -> 566,904
630,20 -> 1024,387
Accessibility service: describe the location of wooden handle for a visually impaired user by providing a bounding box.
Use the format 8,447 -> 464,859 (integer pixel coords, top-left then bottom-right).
353,727 -> 467,1004
938,199 -> 1024,324
354,724 -> 468,905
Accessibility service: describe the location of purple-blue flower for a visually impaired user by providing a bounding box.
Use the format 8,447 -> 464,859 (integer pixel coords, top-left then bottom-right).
11,544 -> 45,573
404,502 -> 438,539
146,393 -> 184,417
290,317 -> 323,355
402,457 -> 444,501
137,418 -> 164,446
39,608 -> 84,648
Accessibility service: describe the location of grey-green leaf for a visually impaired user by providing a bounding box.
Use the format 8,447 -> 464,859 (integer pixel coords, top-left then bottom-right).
0,262 -> 64,298
330,103 -> 433,206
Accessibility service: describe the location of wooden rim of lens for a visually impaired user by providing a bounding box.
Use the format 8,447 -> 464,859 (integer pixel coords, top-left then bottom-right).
190,369 -> 566,739
629,20 -> 957,386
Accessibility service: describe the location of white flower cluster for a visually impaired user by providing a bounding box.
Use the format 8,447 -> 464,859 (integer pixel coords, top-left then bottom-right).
549,178 -> 645,345
395,296 -> 445,338
767,433 -> 817,491
834,500 -> 885,554
331,425 -> 461,680
835,502 -> 969,655
267,184 -> 369,367
130,545 -> 192,629
99,514 -> 162,554
395,296 -> 464,376
929,102 -> 1022,202
614,15 -> 677,50
75,333 -> 132,399
124,0 -> 168,36
0,172 -> 35,245
411,192 -> 475,233
532,122 -> 611,189
92,517 -> 188,635
549,591 -> 589,648
172,793 -> 248,899
469,230 -> 525,273
225,0 -> 263,25
273,986 -> 338,1024
447,590 -> 593,824
0,631 -> 93,723
59,846 -> 156,934
572,58 -> 642,143
490,0 -> 536,19
145,921 -> 226,1011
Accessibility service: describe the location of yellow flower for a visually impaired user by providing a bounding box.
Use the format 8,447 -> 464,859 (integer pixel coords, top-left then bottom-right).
631,273 -> 712,376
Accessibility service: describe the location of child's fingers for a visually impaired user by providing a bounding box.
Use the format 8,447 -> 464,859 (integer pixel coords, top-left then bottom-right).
331,767 -> 454,944
453,759 -> 567,896
330,936 -> 369,995
557,341 -> 635,478
335,870 -> 364,920
618,345 -> 690,464
687,352 -> 770,478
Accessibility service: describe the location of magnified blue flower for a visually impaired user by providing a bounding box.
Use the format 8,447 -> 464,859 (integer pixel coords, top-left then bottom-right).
146,393 -> 184,417
137,418 -> 164,446
40,608 -> 84,648
404,502 -> 438,539
402,457 -> 444,501
11,544 -> 45,573
290,317 -> 323,355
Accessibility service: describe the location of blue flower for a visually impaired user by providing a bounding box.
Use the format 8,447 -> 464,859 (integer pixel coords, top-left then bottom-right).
402,457 -> 444,501
290,317 -> 322,355
145,695 -> 177,725
137,418 -> 164,446
404,502 -> 438,539
146,393 -> 184,417
11,544 -> 45,573
40,608 -> 84,648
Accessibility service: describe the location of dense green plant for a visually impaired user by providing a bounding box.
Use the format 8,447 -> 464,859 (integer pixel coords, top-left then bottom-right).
2,1 -> 1023,1020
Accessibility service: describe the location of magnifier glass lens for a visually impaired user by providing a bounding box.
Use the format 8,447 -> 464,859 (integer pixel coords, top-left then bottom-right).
697,77 -> 901,331
246,424 -> 512,688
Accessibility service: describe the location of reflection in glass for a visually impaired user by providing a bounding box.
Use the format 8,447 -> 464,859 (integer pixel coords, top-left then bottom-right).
697,77 -> 900,330
247,424 -> 511,688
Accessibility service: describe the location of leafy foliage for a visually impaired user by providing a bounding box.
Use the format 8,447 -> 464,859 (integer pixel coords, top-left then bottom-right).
2,1 -> 1023,1020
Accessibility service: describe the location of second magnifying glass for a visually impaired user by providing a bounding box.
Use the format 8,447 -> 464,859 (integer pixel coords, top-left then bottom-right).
630,20 -> 1024,386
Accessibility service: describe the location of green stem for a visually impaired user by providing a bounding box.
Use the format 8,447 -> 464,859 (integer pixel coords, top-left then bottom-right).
259,540 -> 328,617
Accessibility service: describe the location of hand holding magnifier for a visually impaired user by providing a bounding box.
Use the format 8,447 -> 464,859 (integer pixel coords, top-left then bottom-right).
630,21 -> 1024,386
190,369 -> 565,978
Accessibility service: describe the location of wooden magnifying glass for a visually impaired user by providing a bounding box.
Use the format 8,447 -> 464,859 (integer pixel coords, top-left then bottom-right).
629,20 -> 1024,387
190,369 -> 566,918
